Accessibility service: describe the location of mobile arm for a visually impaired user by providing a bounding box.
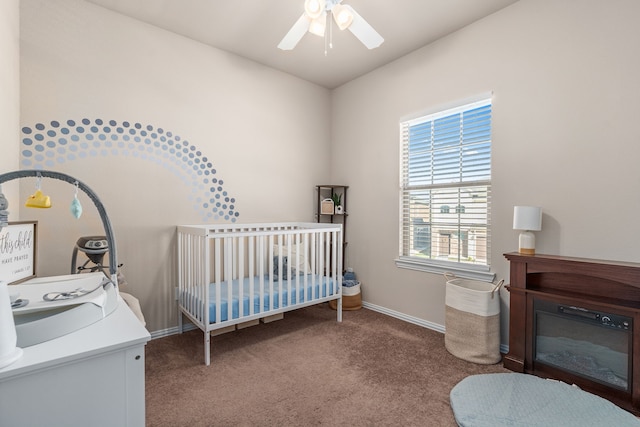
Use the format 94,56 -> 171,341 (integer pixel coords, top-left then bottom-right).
0,170 -> 118,277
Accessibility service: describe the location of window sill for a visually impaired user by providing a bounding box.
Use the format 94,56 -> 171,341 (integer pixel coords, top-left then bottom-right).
395,256 -> 496,282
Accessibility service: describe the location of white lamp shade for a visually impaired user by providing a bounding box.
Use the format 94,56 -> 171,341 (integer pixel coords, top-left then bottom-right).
513,206 -> 542,231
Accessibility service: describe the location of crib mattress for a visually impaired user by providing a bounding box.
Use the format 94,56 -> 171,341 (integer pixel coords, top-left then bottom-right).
184,275 -> 337,323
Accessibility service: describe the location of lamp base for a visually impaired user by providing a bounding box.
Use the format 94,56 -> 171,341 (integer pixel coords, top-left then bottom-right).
518,231 -> 536,255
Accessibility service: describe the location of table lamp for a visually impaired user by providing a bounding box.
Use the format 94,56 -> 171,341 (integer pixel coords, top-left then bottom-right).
513,206 -> 542,255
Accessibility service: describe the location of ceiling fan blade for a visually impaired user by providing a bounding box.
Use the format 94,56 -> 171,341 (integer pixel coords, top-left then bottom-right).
278,13 -> 310,50
345,6 -> 384,49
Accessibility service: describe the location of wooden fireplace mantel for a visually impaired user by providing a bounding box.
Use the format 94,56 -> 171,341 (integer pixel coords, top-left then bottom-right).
503,252 -> 640,414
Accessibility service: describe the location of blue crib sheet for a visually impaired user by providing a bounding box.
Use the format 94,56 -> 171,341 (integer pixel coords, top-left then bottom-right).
208,275 -> 337,323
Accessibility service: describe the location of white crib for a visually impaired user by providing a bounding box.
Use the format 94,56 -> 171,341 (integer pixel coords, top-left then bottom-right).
177,222 -> 343,365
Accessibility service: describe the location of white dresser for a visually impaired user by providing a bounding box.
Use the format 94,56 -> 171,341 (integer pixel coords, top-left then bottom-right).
0,297 -> 150,426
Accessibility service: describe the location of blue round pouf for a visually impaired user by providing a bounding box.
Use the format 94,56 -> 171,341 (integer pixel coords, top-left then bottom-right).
450,373 -> 640,426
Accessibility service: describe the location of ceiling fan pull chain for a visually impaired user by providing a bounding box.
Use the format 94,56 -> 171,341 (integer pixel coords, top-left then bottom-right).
324,12 -> 331,56
329,12 -> 334,50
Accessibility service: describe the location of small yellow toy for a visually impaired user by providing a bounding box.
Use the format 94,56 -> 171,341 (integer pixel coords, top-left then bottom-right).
25,174 -> 52,209
25,189 -> 52,208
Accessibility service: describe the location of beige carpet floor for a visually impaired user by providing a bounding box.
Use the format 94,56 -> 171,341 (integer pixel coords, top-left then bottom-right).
145,304 -> 509,426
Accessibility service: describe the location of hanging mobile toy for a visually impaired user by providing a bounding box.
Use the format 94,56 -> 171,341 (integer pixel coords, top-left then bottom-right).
25,173 -> 51,209
70,181 -> 83,219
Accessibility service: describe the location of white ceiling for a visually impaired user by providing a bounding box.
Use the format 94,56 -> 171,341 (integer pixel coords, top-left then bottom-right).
86,0 -> 519,89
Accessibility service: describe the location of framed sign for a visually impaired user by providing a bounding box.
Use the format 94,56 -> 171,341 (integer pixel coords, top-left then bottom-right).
0,221 -> 37,285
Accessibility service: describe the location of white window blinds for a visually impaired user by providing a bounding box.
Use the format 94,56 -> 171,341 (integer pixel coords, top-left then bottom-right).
400,98 -> 492,271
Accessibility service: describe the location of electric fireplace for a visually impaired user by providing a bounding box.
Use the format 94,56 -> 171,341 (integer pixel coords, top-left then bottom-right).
504,253 -> 640,414
534,298 -> 632,391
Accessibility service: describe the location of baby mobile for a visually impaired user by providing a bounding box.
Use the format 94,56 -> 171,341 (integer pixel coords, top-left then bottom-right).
0,172 -> 83,233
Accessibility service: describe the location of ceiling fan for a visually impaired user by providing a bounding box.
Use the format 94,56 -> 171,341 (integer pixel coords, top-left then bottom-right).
278,0 -> 384,51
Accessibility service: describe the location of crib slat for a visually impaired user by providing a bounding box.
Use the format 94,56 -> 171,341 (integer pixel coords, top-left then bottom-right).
225,237 -> 233,323
331,230 -> 336,295
215,238 -> 222,324
249,236 -> 255,317
284,233 -> 290,309
238,237 -> 245,318
311,232 -> 316,301
259,235 -> 265,315
201,235 -> 208,323
177,232 -> 184,331
319,231 -> 324,299
269,235 -> 275,312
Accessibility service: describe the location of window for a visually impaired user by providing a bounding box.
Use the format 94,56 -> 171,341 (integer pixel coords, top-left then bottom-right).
397,98 -> 494,280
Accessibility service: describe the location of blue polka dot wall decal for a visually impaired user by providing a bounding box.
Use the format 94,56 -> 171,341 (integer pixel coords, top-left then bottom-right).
20,118 -> 239,222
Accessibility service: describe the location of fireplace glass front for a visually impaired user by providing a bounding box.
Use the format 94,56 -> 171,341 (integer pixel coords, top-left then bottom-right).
534,299 -> 632,391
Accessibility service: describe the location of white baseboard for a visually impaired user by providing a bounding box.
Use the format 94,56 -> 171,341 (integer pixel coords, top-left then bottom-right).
154,303 -> 448,338
149,302 -> 509,354
362,301 -> 446,333
362,300 -> 509,354
150,322 -> 197,340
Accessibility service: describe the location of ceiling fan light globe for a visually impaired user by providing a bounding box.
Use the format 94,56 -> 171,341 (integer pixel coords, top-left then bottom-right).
332,4 -> 353,30
308,13 -> 326,37
304,0 -> 325,19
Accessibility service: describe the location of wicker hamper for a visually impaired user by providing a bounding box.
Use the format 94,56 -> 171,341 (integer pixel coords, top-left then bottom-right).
329,282 -> 362,311
444,274 -> 503,364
